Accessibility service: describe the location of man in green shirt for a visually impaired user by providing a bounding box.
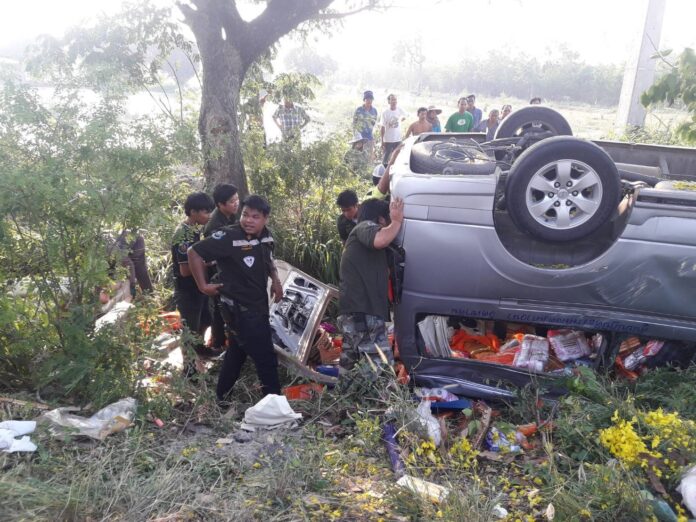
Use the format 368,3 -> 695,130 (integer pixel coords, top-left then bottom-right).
337,197 -> 404,372
445,97 -> 474,132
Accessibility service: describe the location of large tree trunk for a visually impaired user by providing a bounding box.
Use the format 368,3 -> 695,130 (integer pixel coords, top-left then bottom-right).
194,28 -> 249,195
179,0 -> 337,195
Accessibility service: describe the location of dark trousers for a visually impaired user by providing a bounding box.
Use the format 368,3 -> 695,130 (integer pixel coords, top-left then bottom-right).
216,305 -> 280,400
382,141 -> 400,166
208,296 -> 227,349
175,286 -> 209,336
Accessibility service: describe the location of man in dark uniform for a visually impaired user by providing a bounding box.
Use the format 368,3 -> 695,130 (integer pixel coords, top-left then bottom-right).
337,197 -> 404,373
202,184 -> 240,354
335,189 -> 359,244
187,195 -> 284,400
171,192 -> 215,376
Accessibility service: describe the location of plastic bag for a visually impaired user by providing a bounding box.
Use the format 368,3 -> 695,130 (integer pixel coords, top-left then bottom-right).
624,340 -> 665,370
240,394 -> 302,431
485,427 -> 521,453
416,400 -> 442,446
41,398 -> 136,440
0,420 -> 37,453
396,475 -> 450,503
513,335 -> 549,372
677,465 -> 696,518
548,329 -> 591,361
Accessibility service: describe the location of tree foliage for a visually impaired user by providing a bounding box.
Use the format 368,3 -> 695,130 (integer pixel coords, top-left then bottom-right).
0,72 -> 188,403
333,46 -> 623,105
244,127 -> 367,285
642,47 -> 696,144
284,46 -> 338,78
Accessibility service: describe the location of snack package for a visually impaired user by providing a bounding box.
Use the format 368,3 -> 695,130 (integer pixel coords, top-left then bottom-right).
485,427 -> 521,453
513,335 -> 549,372
623,340 -> 665,370
548,329 -> 591,362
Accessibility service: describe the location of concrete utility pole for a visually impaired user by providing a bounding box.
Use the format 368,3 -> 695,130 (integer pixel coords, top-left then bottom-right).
615,0 -> 667,133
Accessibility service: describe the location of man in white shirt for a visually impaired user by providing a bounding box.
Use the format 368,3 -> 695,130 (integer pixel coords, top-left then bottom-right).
378,93 -> 406,166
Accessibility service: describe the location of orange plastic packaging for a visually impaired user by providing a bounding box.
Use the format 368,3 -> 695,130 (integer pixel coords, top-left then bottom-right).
159,311 -> 182,332
517,423 -> 538,437
283,383 -> 325,400
450,329 -> 501,353
474,351 -> 516,365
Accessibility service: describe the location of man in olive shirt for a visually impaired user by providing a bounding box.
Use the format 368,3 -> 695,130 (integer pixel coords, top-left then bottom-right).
445,97 -> 474,132
202,184 -> 239,237
337,197 -> 404,372
202,184 -> 240,354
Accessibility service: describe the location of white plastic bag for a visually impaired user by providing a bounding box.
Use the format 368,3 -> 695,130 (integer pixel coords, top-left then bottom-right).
416,400 -> 442,446
513,335 -> 549,372
677,464 -> 696,517
548,330 -> 591,361
397,475 -> 450,503
41,398 -> 136,440
240,394 -> 302,431
0,420 -> 37,453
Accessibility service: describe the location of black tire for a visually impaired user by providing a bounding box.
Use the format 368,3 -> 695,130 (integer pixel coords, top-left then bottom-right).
410,141 -> 497,176
505,137 -> 620,242
495,106 -> 572,140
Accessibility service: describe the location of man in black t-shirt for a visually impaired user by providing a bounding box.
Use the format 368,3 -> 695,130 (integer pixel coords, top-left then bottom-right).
202,184 -> 240,353
337,197 -> 404,372
187,195 -> 284,400
171,192 -> 215,376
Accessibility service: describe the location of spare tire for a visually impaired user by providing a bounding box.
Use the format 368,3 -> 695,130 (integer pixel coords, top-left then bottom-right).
495,106 -> 572,140
410,141 -> 497,176
505,137 -> 620,242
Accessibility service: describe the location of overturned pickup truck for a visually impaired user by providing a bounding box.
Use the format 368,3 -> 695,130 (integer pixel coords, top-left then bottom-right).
383,106 -> 696,399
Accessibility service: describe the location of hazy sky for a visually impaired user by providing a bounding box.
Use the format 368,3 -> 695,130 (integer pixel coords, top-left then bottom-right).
2,0 -> 696,67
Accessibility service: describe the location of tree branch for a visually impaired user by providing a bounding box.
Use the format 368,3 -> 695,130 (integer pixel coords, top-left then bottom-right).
313,0 -> 382,20
239,0 -> 335,68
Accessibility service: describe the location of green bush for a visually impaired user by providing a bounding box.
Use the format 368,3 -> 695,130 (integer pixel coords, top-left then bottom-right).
0,77 -> 188,405
244,129 -> 370,285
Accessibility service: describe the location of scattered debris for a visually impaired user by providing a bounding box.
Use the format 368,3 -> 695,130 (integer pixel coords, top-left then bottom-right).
240,394 -> 302,432
94,301 -> 133,332
472,401 -> 493,450
415,400 -> 442,446
283,383 -> 325,401
382,423 -> 405,477
491,504 -> 508,519
40,397 -> 136,440
396,474 -> 450,503
677,465 -> 696,518
0,420 -> 37,453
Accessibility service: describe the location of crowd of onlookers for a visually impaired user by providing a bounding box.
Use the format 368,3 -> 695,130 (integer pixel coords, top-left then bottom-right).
343,91 -> 543,176
254,87 -> 541,174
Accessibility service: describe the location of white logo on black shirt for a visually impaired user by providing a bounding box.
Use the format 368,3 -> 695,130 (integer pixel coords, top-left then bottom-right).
243,256 -> 255,267
212,230 -> 226,240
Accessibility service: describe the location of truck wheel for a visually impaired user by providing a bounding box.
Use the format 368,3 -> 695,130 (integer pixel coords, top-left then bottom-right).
505,137 -> 620,242
495,106 -> 572,140
410,141 -> 497,175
